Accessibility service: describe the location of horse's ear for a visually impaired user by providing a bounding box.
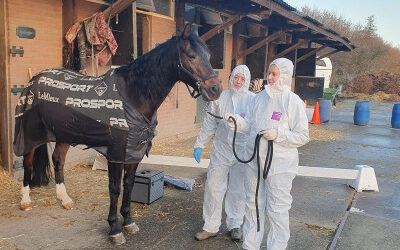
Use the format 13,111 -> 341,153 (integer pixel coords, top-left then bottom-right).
191,25 -> 199,36
182,23 -> 193,39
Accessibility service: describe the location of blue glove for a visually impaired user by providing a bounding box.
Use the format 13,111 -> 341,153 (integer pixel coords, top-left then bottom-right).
193,147 -> 202,163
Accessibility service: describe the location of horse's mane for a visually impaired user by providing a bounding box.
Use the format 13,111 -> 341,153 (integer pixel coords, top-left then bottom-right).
115,33 -> 210,105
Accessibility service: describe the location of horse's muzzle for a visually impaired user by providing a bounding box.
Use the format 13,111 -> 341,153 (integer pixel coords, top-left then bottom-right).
200,78 -> 222,101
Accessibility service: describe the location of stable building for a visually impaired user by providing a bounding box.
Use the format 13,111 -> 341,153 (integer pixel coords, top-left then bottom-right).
0,0 -> 353,174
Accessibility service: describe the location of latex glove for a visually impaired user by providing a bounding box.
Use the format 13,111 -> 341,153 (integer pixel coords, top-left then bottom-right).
225,113 -> 246,132
193,147 -> 202,163
261,129 -> 278,140
224,113 -> 235,121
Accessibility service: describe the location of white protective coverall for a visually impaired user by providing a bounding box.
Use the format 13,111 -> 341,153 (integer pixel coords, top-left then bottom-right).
194,65 -> 255,233
239,58 -> 309,250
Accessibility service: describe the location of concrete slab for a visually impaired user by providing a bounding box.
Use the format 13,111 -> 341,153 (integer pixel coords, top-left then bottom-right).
351,181 -> 400,222
291,176 -> 354,229
335,214 -> 400,250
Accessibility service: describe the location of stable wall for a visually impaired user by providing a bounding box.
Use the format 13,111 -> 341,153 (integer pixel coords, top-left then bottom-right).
1,1 -> 236,172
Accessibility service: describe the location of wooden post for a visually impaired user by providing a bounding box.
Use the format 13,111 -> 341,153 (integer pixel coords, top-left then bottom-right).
292,47 -> 298,91
0,0 -> 11,172
175,0 -> 185,32
200,14 -> 242,42
263,27 -> 269,79
131,2 -> 138,59
266,42 -> 275,70
231,22 -> 240,70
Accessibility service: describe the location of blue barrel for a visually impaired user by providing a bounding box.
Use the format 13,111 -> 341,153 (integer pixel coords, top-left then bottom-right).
318,98 -> 331,123
354,101 -> 370,126
391,103 -> 400,129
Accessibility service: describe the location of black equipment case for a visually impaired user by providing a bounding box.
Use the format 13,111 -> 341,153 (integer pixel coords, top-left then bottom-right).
131,169 -> 164,204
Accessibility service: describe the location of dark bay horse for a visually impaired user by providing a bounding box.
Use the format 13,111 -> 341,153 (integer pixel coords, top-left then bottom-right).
14,23 -> 222,245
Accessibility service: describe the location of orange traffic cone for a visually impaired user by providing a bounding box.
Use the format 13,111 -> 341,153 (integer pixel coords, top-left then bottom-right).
311,101 -> 322,124
304,100 -> 308,108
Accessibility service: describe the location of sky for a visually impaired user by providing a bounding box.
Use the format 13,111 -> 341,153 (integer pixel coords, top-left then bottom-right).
284,0 -> 400,47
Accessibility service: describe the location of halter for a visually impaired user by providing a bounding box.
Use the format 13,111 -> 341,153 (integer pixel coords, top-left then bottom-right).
176,37 -> 218,98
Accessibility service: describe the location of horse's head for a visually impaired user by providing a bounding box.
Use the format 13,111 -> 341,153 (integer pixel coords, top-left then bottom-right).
177,23 -> 222,101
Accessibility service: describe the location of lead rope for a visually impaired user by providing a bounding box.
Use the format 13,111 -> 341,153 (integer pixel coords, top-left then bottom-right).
206,112 -> 273,232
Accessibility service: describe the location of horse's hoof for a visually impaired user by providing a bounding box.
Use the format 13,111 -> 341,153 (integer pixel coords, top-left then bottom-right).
20,202 -> 31,211
62,202 -> 73,210
123,223 -> 140,235
109,232 -> 126,245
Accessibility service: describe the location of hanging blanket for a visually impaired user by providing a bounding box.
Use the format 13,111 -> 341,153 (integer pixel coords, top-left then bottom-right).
13,69 -> 157,164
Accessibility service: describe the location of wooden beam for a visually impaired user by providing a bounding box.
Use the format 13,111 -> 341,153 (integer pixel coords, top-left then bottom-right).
257,9 -> 272,19
200,14 -> 242,41
136,9 -> 174,21
296,45 -> 327,63
84,0 -> 111,5
250,0 -> 353,51
103,0 -> 137,20
273,39 -> 307,60
317,49 -> 339,60
236,31 -> 283,59
289,27 -> 308,32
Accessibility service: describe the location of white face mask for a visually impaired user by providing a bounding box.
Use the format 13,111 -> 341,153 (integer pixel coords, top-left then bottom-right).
266,58 -> 294,94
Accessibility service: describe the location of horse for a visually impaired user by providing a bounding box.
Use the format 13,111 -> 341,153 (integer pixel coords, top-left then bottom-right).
13,23 -> 222,245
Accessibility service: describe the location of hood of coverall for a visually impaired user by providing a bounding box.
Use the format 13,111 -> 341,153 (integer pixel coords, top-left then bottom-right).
266,58 -> 294,94
229,65 -> 251,95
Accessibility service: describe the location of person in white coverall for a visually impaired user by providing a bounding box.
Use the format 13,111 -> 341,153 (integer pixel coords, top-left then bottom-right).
193,65 -> 255,241
226,58 -> 309,249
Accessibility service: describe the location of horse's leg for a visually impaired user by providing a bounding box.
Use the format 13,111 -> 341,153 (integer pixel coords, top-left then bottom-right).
121,163 -> 140,235
20,150 -> 34,211
107,162 -> 125,245
52,142 -> 73,209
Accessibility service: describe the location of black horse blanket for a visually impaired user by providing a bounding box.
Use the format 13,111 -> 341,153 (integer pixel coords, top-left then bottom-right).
14,69 -> 157,164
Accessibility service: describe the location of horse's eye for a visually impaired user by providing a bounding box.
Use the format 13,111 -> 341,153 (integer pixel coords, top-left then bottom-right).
186,51 -> 196,59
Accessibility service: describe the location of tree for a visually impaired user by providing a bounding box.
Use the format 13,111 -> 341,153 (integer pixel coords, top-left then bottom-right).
365,15 -> 377,38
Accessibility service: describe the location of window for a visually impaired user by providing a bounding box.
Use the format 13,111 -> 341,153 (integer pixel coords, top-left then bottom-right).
136,0 -> 172,17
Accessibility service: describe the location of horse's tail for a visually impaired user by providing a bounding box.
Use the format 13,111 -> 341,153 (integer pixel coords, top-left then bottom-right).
31,144 -> 51,187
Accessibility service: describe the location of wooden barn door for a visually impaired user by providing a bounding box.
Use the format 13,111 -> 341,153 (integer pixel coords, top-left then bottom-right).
0,0 -> 12,173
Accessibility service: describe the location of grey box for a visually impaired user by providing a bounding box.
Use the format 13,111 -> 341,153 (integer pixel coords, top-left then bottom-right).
131,169 -> 164,204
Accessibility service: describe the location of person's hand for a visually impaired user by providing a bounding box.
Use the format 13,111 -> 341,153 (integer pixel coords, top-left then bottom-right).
225,113 -> 245,131
193,147 -> 202,163
261,129 -> 278,140
224,113 -> 234,121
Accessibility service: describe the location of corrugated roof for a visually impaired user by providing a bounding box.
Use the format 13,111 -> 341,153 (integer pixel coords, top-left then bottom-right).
269,0 -> 352,48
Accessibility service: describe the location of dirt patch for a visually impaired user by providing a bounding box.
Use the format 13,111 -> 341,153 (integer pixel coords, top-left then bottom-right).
0,164 -> 157,218
304,223 -> 336,236
341,91 -> 400,102
309,124 -> 343,142
343,71 -> 400,101
151,134 -> 214,158
0,168 -> 20,206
